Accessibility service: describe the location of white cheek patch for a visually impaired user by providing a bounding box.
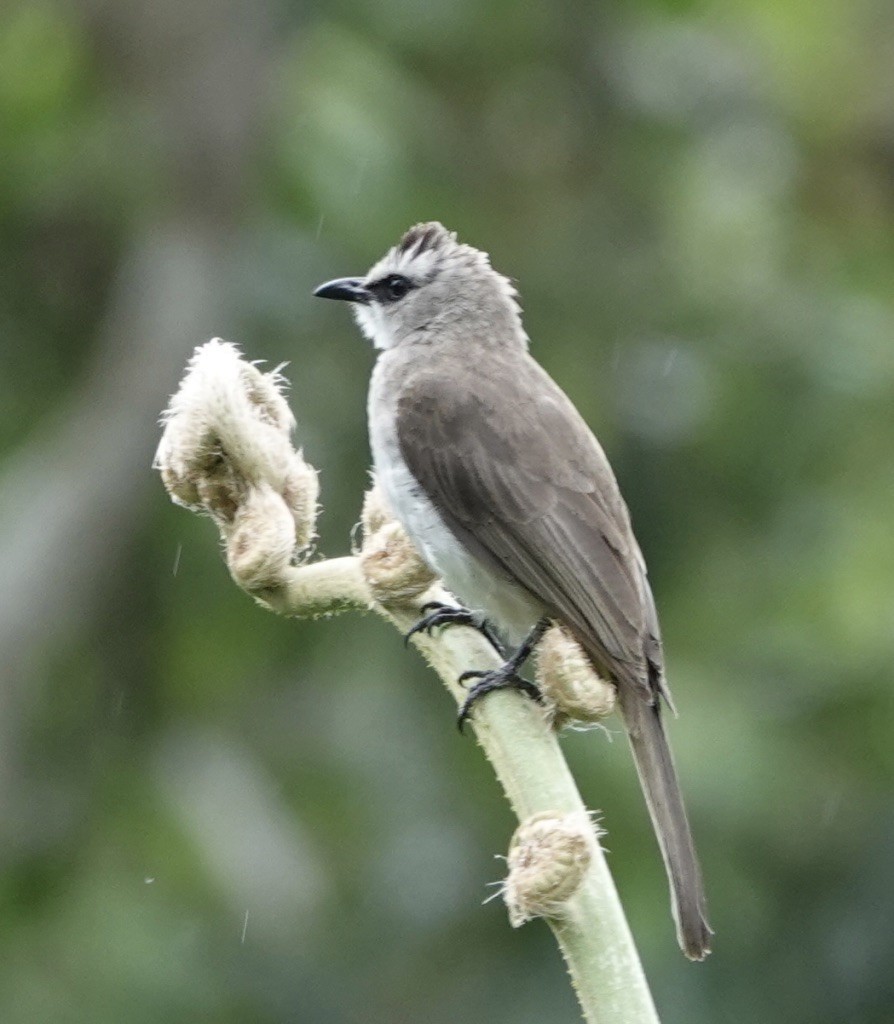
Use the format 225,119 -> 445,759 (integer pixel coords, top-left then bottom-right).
353,304 -> 396,350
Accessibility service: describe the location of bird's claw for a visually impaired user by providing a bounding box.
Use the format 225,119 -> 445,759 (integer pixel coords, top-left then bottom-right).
456,667 -> 543,732
403,602 -> 505,656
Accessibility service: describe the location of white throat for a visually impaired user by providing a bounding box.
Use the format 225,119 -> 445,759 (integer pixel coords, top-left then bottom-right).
353,304 -> 398,350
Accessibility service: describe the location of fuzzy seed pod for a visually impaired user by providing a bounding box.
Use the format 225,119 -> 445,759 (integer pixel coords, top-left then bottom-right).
503,811 -> 595,927
155,339 -> 320,593
536,625 -> 616,729
283,454 -> 320,553
226,484 -> 297,592
359,517 -> 437,605
359,480 -> 393,541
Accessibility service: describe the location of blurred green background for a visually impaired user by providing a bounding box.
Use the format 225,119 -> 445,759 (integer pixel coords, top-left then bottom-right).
2,0 -> 893,1021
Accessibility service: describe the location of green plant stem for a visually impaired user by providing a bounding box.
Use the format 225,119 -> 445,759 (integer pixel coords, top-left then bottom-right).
256,563 -> 660,1024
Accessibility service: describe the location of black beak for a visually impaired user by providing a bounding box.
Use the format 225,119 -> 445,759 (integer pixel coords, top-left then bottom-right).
313,277 -> 372,304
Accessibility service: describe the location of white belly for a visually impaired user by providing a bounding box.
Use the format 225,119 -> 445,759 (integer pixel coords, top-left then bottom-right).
368,392 -> 542,645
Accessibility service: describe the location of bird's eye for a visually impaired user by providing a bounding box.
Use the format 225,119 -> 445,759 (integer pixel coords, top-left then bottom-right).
383,274 -> 410,302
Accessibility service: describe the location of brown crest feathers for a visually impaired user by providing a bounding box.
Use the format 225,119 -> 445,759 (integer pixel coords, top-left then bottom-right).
397,222 -> 453,258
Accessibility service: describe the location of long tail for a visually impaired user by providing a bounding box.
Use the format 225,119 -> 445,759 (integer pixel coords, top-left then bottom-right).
616,684 -> 712,960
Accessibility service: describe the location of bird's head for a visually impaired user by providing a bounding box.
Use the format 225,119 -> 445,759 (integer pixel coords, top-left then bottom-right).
314,222 -> 527,351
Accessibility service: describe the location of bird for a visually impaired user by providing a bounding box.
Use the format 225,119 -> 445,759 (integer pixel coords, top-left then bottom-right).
313,221 -> 711,960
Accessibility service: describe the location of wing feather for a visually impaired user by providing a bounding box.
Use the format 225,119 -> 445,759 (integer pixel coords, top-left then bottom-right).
395,353 -> 661,702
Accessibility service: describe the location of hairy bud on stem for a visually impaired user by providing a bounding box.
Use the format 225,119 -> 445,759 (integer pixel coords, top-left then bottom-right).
504,811 -> 596,927
154,339 -> 319,597
536,626 -> 616,729
359,483 -> 437,604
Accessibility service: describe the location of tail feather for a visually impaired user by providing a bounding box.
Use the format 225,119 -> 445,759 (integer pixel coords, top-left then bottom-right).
617,684 -> 712,960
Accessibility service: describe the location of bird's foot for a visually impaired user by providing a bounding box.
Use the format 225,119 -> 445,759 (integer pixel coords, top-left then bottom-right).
455,617 -> 552,732
456,665 -> 543,732
404,601 -> 505,656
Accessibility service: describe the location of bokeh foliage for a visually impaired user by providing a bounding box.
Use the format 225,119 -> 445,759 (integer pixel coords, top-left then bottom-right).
1,0 -> 893,1021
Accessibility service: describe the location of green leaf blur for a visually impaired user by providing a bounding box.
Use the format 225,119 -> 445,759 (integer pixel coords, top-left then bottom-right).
1,0 -> 892,1021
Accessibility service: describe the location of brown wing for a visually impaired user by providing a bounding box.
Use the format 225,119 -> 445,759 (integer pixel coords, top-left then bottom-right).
395,351 -> 664,704
395,351 -> 712,960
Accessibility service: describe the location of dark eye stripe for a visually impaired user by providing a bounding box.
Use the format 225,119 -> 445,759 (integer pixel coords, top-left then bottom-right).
369,274 -> 414,304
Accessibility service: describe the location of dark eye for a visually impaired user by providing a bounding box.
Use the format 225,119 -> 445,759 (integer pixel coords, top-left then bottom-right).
383,274 -> 411,302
